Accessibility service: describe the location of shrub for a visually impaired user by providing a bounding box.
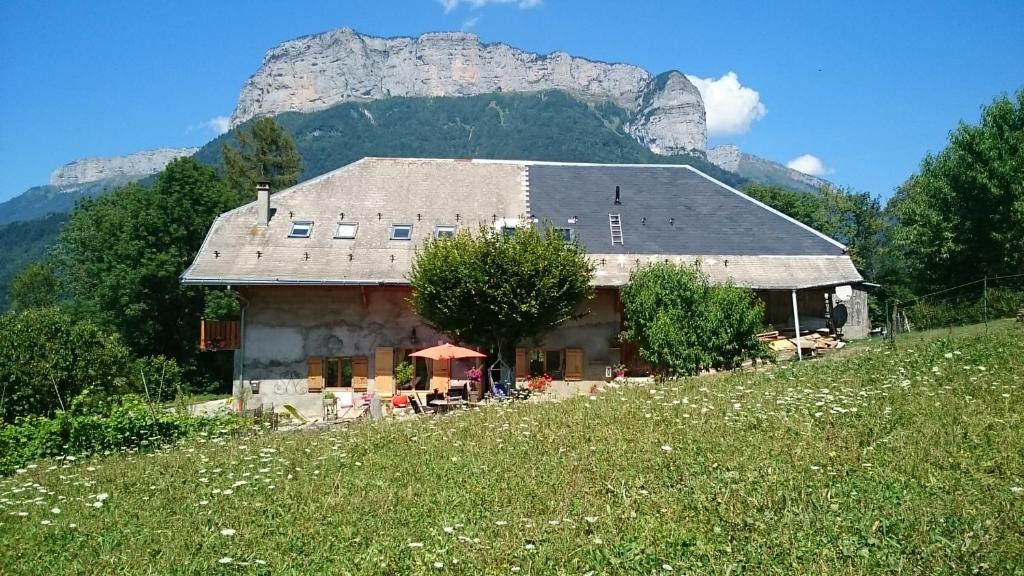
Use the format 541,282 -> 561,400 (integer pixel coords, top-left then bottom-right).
903,288 -> 1024,330
620,262 -> 772,377
394,361 -> 415,389
0,393 -> 244,475
0,307 -> 134,421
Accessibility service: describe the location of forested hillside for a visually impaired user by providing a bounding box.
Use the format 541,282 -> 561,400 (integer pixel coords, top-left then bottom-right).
0,213 -> 66,307
194,91 -> 746,188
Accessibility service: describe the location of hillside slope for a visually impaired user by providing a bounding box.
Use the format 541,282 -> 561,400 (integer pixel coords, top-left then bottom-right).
197,91 -> 743,188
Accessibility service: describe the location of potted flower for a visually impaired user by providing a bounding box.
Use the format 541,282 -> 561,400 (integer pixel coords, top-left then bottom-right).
612,364 -> 627,382
466,366 -> 484,402
395,361 -> 414,390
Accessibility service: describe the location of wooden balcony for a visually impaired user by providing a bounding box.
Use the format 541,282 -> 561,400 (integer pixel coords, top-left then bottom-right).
200,319 -> 241,351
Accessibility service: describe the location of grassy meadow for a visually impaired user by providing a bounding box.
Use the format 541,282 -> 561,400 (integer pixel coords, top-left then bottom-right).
2,323 -> 1023,575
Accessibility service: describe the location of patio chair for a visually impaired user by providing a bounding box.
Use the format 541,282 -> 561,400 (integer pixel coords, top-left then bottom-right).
337,391 -> 368,421
415,391 -> 437,414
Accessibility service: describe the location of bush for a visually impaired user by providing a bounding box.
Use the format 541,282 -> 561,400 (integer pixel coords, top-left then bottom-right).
0,393 -> 244,475
904,288 -> 1024,330
620,263 -> 772,377
0,307 -> 135,421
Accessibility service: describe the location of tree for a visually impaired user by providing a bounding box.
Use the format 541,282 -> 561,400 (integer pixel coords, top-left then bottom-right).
619,262 -> 770,377
222,116 -> 302,198
408,225 -> 594,371
8,261 -> 59,312
53,158 -> 240,379
889,89 -> 1024,293
0,307 -> 133,421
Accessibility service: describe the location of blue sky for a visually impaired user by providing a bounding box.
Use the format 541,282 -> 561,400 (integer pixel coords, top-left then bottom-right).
1,0 -> 1021,203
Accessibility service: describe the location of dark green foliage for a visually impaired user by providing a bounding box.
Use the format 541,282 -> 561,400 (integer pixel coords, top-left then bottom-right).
194,91 -> 746,189
0,393 -> 244,475
620,262 -> 771,377
0,307 -> 134,422
0,213 -> 66,311
222,116 -> 302,198
52,158 -> 240,378
889,89 -> 1024,293
409,225 -> 595,359
203,288 -> 241,320
8,261 -> 59,312
902,287 -> 1024,331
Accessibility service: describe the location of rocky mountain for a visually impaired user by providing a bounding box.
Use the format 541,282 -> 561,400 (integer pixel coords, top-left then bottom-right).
50,147 -> 198,189
0,148 -> 197,226
708,145 -> 830,194
231,28 -> 706,155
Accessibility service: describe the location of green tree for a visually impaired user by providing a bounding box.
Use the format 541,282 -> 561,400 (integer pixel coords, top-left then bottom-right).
0,307 -> 134,421
53,158 -> 240,377
8,261 -> 59,312
222,116 -> 302,198
619,262 -> 771,377
889,89 -> 1024,292
408,225 -> 594,371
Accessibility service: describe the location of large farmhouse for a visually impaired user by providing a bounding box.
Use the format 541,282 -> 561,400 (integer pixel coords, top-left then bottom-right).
182,157 -> 868,406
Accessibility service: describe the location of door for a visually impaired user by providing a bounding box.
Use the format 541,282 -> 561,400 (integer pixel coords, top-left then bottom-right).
374,347 -> 394,395
565,348 -> 583,381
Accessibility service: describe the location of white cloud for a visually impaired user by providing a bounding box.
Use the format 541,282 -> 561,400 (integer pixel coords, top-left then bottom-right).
786,154 -> 833,176
685,72 -> 766,136
206,116 -> 231,135
438,0 -> 541,13
188,115 -> 231,135
462,16 -> 480,30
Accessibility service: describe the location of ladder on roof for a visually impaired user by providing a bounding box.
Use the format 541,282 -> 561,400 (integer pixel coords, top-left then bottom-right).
609,214 -> 624,245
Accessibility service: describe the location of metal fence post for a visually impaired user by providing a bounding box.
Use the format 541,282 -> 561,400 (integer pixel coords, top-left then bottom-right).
983,275 -> 988,331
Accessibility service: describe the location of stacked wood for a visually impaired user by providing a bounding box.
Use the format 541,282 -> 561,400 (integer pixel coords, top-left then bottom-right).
758,330 -> 845,355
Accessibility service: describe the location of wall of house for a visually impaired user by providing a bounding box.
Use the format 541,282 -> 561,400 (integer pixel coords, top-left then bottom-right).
237,286 -> 442,410
532,289 -> 621,380
235,285 -> 621,410
838,286 -> 871,339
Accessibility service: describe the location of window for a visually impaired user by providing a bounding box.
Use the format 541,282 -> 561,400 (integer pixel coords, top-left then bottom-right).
288,221 -> 313,238
324,356 -> 368,389
390,224 -> 413,240
528,349 -> 564,379
434,225 -> 457,239
334,222 -> 358,239
553,227 -> 573,243
502,226 -> 517,237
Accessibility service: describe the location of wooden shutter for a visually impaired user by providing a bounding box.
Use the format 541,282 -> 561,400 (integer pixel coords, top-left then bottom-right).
515,348 -> 528,380
352,356 -> 368,391
430,359 -> 450,392
374,347 -> 394,396
307,357 -> 325,392
565,348 -> 583,381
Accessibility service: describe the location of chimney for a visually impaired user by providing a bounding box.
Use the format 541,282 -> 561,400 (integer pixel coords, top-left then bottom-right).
256,181 -> 271,226
614,185 -> 621,205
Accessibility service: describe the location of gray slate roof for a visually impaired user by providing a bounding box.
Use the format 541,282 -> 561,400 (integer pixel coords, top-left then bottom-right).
528,164 -> 845,256
182,157 -> 863,290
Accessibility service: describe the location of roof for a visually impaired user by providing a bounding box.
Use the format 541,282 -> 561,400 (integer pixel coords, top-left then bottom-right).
182,157 -> 863,290
527,163 -> 845,255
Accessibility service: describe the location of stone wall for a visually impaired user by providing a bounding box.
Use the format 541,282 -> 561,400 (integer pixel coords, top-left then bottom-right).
236,285 -> 622,408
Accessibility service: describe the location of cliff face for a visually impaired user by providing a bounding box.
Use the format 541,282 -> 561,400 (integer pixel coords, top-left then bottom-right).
231,28 -> 706,154
49,148 -> 198,188
708,145 -> 830,193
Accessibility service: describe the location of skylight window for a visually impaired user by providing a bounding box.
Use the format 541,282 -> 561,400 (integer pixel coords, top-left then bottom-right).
390,224 -> 413,240
553,227 -> 573,243
289,221 -> 313,238
334,222 -> 358,239
434,225 -> 457,239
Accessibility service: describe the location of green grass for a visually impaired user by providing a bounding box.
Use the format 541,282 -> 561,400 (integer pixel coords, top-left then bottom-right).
2,325 -> 1023,575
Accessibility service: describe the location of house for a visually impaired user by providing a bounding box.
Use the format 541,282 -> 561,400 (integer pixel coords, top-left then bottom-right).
181,157 -> 868,405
